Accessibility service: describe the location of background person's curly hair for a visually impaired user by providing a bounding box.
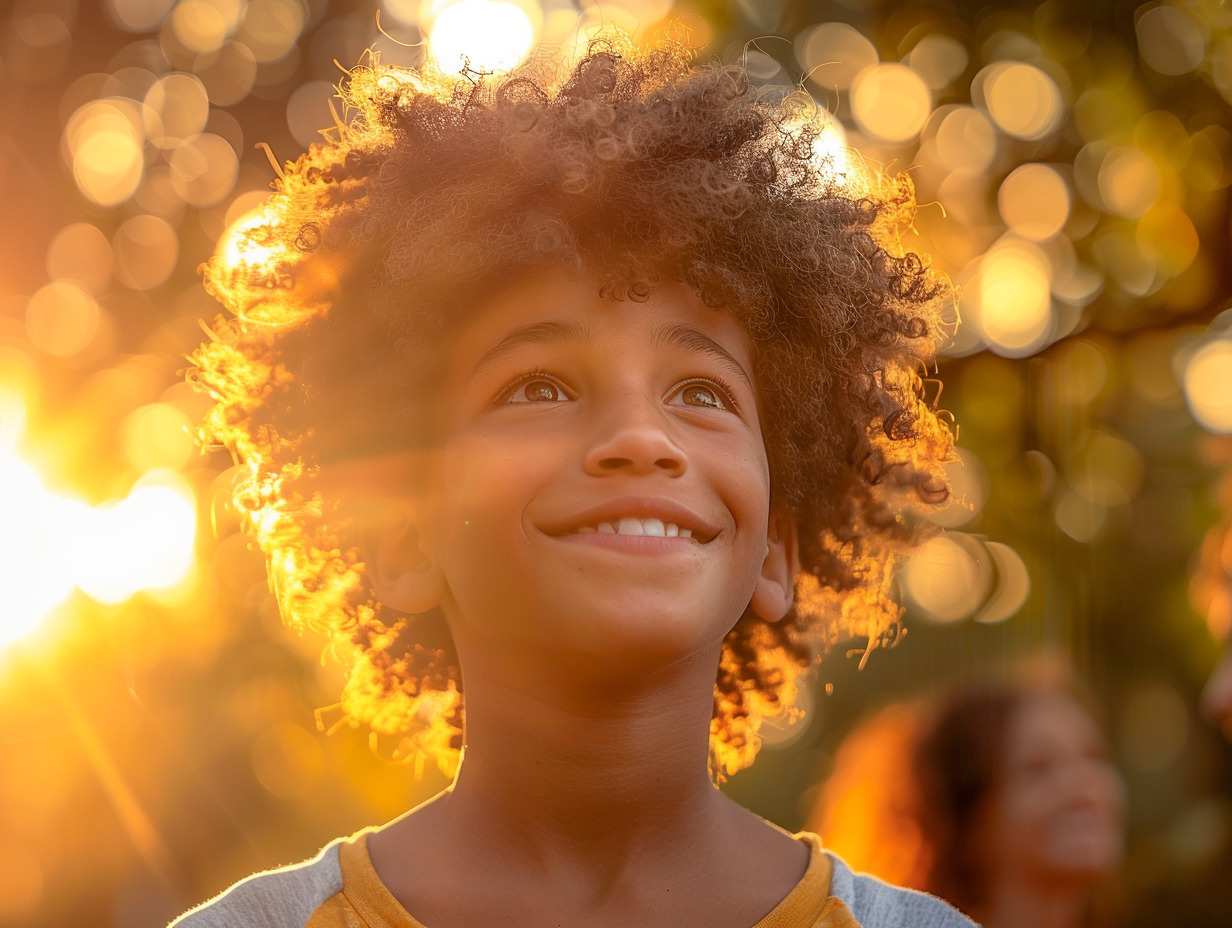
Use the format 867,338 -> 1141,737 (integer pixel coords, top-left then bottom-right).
193,31 -> 956,779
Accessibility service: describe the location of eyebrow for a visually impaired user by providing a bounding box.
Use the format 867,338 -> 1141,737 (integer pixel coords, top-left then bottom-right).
469,318 -> 753,390
652,323 -> 753,389
472,319 -> 590,375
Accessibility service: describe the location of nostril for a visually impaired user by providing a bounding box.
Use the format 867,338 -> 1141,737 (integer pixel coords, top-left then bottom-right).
584,424 -> 688,476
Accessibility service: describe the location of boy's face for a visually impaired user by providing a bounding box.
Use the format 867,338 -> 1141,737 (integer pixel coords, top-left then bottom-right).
380,267 -> 792,682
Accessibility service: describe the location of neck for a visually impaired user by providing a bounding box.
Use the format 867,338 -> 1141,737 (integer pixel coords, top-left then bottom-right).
366,639 -> 810,928
976,871 -> 1093,928
445,645 -> 732,855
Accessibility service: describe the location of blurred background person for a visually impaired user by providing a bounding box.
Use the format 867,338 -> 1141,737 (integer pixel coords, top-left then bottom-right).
809,667 -> 1125,928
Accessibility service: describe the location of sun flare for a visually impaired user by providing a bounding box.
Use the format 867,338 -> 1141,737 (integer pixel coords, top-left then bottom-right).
0,392 -> 197,649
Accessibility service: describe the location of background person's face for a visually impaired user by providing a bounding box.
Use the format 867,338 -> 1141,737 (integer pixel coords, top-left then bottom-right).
983,693 -> 1126,887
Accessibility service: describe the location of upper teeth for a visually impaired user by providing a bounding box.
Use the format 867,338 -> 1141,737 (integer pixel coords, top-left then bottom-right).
576,518 -> 692,538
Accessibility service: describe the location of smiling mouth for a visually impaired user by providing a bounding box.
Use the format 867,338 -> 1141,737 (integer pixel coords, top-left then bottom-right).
540,499 -> 719,544
573,518 -> 693,539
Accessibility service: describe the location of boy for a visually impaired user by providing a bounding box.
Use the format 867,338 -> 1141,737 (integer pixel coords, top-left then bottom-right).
175,32 -> 970,928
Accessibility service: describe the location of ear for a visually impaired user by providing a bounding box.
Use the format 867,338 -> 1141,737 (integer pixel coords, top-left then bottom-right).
750,509 -> 800,623
361,500 -> 445,615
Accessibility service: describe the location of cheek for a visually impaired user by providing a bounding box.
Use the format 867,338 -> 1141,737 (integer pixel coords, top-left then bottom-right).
990,782 -> 1058,850
706,432 -> 771,512
427,440 -> 537,592
1099,764 -> 1127,818
435,430 -> 545,526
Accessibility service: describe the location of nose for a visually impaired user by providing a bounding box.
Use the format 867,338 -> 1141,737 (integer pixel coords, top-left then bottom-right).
583,398 -> 687,478
1072,756 -> 1123,813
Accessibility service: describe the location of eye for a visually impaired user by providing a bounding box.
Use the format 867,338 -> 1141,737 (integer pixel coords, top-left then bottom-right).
502,373 -> 572,404
666,378 -> 736,412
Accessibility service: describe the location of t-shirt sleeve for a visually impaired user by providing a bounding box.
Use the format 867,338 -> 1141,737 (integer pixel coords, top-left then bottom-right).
824,852 -> 979,928
168,841 -> 345,928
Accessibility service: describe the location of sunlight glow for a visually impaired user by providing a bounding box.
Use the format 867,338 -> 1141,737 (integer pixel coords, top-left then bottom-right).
68,475 -> 198,606
812,119 -> 852,183
0,394 -> 197,647
428,0 -> 537,76
0,451 -> 79,644
218,211 -> 285,273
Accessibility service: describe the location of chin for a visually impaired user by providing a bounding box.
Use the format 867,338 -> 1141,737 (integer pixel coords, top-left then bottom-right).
1045,838 -> 1124,880
574,610 -> 729,664
548,582 -> 741,648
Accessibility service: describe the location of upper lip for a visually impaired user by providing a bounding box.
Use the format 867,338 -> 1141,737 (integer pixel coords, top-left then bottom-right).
537,497 -> 720,543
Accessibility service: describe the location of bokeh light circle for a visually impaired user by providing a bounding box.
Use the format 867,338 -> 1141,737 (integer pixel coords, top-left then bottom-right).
113,215 -> 180,291
122,403 -> 196,472
902,534 -> 990,624
25,282 -> 101,358
972,542 -> 1030,625
851,63 -> 931,144
929,448 -> 989,529
1066,428 -> 1144,507
65,100 -> 146,207
169,0 -> 236,56
968,239 -> 1054,357
978,62 -> 1064,141
46,223 -> 113,295
193,41 -> 259,106
1213,36 -> 1232,106
145,72 -> 211,146
169,133 -> 239,207
1055,490 -> 1106,542
1137,203 -> 1199,276
1137,6 -> 1206,76
1184,339 -> 1232,432
286,81 -> 337,150
379,0 -> 421,28
998,163 -> 1071,241
935,106 -> 997,173
1098,147 -> 1161,218
796,22 -> 879,91
239,0 -> 308,64
106,0 -> 177,33
905,34 -> 968,91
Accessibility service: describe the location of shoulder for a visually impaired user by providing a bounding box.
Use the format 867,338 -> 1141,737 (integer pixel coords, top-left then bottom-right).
825,852 -> 977,928
168,839 -> 346,928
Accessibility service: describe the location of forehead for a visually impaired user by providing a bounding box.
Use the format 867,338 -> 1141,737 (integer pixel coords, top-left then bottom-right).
1007,693 -> 1101,754
447,266 -> 757,378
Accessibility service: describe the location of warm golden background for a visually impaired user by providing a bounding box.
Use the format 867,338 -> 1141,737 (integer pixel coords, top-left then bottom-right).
2,0 -> 1232,925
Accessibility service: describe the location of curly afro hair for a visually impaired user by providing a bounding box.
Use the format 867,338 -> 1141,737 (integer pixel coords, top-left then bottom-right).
193,31 -> 956,779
